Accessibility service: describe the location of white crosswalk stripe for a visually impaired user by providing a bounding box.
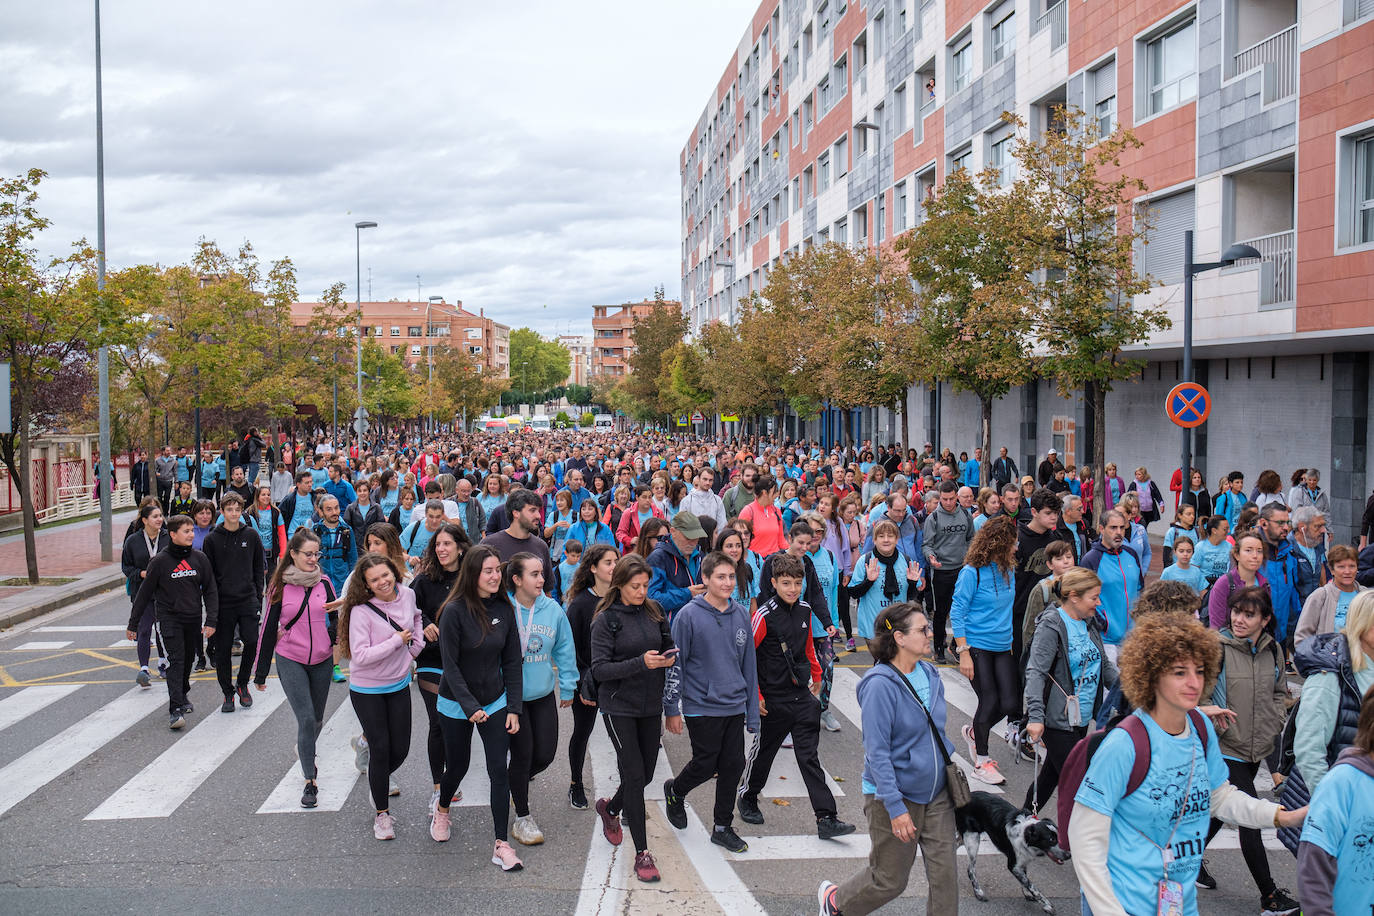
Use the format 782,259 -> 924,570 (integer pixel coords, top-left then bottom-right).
0,685 -> 82,733
14,641 -> 73,650
0,687 -> 165,817
34,625 -> 127,633
257,700 -> 363,813
86,689 -> 288,820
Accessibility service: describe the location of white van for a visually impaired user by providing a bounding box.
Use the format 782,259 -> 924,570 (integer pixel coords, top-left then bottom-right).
529,415 -> 551,431
594,413 -> 614,431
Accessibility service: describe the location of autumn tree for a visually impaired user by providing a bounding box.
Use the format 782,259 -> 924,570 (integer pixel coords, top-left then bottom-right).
432,344 -> 507,426
509,328 -> 571,396
697,319 -> 779,431
655,341 -> 712,418
623,287 -> 688,422
0,169 -> 105,581
1013,108 -> 1167,514
896,165 -> 1038,483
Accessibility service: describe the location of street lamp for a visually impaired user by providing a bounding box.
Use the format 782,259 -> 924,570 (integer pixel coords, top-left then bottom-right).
854,118 -> 884,443
94,0 -> 112,561
427,295 -> 443,434
354,220 -> 378,446
1178,230 -> 1261,497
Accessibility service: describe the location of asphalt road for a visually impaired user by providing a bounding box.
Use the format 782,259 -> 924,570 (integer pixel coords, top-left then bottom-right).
0,589 -> 1297,915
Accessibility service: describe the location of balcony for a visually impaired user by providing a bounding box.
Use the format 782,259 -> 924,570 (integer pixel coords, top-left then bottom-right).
1227,23 -> 1297,103
1225,155 -> 1293,305
1032,2 -> 1067,51
1234,230 -> 1295,305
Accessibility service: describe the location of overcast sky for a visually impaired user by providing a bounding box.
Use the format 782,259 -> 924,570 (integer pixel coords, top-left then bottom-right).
0,1 -> 753,336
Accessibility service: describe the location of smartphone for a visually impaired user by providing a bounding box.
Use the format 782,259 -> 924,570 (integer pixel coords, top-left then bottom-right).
662,648 -> 681,658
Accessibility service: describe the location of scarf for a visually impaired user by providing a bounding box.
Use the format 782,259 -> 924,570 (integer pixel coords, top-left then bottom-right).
282,563 -> 323,588
874,548 -> 902,601
167,542 -> 192,561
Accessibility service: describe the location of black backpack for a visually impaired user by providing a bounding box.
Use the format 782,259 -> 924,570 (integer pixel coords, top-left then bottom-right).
579,608 -> 621,703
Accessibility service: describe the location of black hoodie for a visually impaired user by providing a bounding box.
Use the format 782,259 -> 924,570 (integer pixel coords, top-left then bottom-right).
128,543 -> 218,627
437,594 -> 523,718
589,601 -> 674,717
202,522 -> 265,606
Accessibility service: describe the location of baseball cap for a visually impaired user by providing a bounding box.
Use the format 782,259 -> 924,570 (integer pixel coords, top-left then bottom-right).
670,511 -> 707,540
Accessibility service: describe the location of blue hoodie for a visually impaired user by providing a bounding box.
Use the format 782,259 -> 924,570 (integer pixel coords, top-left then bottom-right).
663,594 -> 760,732
511,592 -> 578,702
648,535 -> 701,620
1081,539 -> 1144,645
1264,537 -> 1301,639
950,563 -> 1014,651
858,661 -> 954,816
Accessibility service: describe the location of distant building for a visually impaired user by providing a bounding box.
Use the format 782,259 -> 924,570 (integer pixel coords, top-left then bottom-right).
290,299 -> 510,378
558,334 -> 594,386
590,299 -> 679,377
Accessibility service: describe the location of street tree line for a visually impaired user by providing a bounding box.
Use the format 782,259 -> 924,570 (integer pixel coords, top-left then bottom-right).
601,108 -> 1170,504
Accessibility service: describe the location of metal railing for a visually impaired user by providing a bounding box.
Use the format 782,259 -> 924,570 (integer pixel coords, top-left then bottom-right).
1033,2 -> 1067,50
35,483 -> 135,524
1235,229 -> 1295,305
1229,24 -> 1297,102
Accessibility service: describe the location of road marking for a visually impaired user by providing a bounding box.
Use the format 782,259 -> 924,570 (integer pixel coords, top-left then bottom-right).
14,641 -> 73,650
35,625 -> 128,633
108,640 -> 137,648
257,699 -> 362,814
0,687 -> 165,817
87,689 -> 287,820
574,724 -> 629,916
0,684 -> 82,732
664,799 -> 770,915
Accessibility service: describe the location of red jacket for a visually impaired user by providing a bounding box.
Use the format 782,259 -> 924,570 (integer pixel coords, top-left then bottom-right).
615,502 -> 666,551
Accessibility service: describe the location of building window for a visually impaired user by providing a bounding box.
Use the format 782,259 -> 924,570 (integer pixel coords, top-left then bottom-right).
390,345 -> 400,354
804,165 -> 814,197
819,152 -> 831,190
895,181 -> 908,232
951,146 -> 972,173
990,11 -> 1015,64
1134,188 -> 1196,285
1145,19 -> 1196,116
855,206 -> 868,241
834,55 -> 847,98
792,176 -> 802,210
820,77 -> 832,113
951,38 -> 973,92
1358,135 -> 1374,244
390,326 -> 400,337
834,217 -> 848,244
894,84 -> 908,134
407,326 -> 422,337
989,132 -> 1015,186
1090,58 -> 1117,136
410,346 -> 422,356
1338,129 -> 1374,249
834,135 -> 848,176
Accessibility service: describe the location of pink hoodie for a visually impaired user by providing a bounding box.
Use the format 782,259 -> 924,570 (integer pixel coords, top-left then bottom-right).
347,584 -> 424,689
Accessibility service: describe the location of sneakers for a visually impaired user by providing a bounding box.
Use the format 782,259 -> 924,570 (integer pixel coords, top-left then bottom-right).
156,660 -> 168,679
511,814 -> 545,845
595,798 -> 623,846
492,839 -> 523,871
351,734 -> 369,773
300,782 -> 318,809
168,709 -> 186,730
818,880 -> 841,916
373,811 -> 395,840
237,685 -> 252,708
1260,886 -> 1300,916
568,782 -> 588,810
220,695 -> 235,714
737,794 -> 764,825
971,759 -> 1006,785
193,657 -> 208,673
231,638 -> 243,656
136,669 -> 151,688
429,788 -> 441,817
820,709 -> 842,732
817,816 -> 856,840
1195,861 -> 1217,890
332,664 -> 347,683
182,700 -> 194,714
711,825 -> 748,853
845,638 -> 856,652
633,850 -> 660,882
388,776 -> 400,797
430,808 -> 451,842
663,779 -> 687,829
934,648 -> 948,665
962,723 -> 978,761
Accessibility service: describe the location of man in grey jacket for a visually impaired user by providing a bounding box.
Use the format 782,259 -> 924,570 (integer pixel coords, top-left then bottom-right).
680,466 -> 727,532
723,464 -> 759,521
922,480 -> 974,663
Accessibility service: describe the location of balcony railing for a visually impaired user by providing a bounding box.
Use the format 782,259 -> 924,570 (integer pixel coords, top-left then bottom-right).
1235,229 -> 1295,305
1228,24 -> 1297,103
1033,2 -> 1067,50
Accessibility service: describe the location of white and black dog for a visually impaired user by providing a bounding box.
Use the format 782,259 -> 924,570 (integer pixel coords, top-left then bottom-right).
955,791 -> 1069,914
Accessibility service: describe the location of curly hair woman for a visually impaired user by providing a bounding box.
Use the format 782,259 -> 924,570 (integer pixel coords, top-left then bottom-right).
1070,612 -> 1307,916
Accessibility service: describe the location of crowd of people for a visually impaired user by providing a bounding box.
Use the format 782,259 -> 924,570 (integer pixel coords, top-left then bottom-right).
117,425 -> 1374,914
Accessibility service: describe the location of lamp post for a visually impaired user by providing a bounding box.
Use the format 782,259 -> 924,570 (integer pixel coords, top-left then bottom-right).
1179,230 -> 1261,496
354,220 -> 377,448
427,295 -> 443,434
94,0 -> 112,562
854,118 -> 884,443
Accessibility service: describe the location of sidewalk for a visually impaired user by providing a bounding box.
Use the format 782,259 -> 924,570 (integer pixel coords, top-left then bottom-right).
0,511 -> 135,629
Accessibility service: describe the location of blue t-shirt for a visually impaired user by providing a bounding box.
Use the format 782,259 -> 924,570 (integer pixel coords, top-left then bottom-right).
1075,710 -> 1228,916
862,665 -> 931,795
288,496 -> 315,537
1160,563 -> 1207,593
1299,760 -> 1374,915
403,520 -> 436,558
1058,609 -> 1101,718
1192,539 -> 1232,582
309,467 -> 329,490
1335,589 -> 1357,631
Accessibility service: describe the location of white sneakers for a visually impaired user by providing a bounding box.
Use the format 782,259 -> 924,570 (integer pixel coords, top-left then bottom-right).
962,724 -> 1007,785
511,814 -> 545,846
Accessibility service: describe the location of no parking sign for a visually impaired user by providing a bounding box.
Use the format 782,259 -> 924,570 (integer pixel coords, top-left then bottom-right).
1165,382 -> 1211,428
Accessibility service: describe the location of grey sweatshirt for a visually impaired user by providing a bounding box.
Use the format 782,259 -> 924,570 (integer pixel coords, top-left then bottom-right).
663,594 -> 760,732
922,505 -> 974,569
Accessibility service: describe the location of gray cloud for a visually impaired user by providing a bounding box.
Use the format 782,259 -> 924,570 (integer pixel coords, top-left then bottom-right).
0,0 -> 754,334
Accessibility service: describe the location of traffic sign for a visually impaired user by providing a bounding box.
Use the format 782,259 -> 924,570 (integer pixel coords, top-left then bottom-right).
1165,382 -> 1211,428
691,412 -> 705,423
353,407 -> 369,420
353,417 -> 370,437
676,416 -> 688,427
721,414 -> 739,423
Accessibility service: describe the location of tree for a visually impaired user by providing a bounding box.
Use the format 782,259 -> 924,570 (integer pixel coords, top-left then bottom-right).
697,318 -> 779,431
624,288 -> 688,421
655,341 -> 712,418
509,328 -> 571,395
0,169 -> 105,582
896,165 -> 1039,483
1013,108 -> 1167,518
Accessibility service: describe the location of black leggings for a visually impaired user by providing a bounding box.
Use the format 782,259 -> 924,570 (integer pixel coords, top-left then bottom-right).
1023,725 -> 1086,813
349,688 -> 412,811
508,691 -> 559,817
969,648 -> 1020,756
417,678 -> 445,785
604,713 -> 662,853
568,690 -> 598,788
438,712 -> 511,841
1205,759 -> 1276,896
837,583 -> 855,640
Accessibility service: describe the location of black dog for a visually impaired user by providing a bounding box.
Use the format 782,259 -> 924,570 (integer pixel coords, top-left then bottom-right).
955,791 -> 1068,914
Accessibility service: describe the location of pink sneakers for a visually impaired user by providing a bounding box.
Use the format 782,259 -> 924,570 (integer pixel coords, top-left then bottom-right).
634,850 -> 660,882
430,808 -> 450,842
492,839 -> 523,871
595,797 -> 623,846
373,812 -> 395,840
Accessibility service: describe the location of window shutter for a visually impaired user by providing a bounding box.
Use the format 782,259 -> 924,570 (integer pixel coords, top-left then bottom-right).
1137,189 -> 1195,286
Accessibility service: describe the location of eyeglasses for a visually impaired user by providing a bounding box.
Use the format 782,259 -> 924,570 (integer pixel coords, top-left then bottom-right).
296,550 -> 321,559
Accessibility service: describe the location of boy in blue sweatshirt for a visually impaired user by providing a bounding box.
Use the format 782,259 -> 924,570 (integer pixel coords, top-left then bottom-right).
662,552 -> 759,853
554,540 -> 582,604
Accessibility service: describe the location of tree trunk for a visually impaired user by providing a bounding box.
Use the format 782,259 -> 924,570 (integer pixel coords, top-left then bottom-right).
145,408 -> 158,500
16,380 -> 39,583
899,388 -> 911,460
980,395 -> 993,487
1088,379 -> 1107,527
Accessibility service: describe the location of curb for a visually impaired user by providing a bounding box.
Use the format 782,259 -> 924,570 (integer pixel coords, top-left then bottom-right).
0,573 -> 125,631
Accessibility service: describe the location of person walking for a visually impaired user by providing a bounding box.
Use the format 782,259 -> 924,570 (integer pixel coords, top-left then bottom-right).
662,550 -> 759,854
202,492 -> 265,713
121,501 -> 170,687
563,543 -> 619,811
923,480 -> 974,664
1294,544 -> 1365,646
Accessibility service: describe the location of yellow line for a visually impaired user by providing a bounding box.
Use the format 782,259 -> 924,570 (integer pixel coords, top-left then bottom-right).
21,662 -> 127,683
76,648 -> 143,671
0,651 -> 79,668
0,663 -> 19,687
4,675 -> 281,688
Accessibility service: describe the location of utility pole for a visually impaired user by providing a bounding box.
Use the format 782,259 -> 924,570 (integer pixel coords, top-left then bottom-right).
94,0 -> 112,562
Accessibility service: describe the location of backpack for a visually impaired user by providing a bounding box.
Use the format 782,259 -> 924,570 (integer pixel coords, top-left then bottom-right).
1055,708 -> 1210,852
578,608 -> 621,703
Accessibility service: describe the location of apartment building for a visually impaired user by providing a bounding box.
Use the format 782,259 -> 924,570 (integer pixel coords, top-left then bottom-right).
590,300 -> 675,377
680,0 -> 1374,539
558,334 -> 595,387
289,299 -> 511,378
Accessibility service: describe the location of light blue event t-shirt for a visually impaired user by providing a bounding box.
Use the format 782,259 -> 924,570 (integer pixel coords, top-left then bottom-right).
1335,589 -> 1357,631
1299,760 -> 1374,916
862,665 -> 931,796
1074,709 -> 1227,916
1058,609 -> 1101,719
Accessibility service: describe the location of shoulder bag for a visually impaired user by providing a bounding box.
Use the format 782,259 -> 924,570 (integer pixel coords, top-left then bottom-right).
882,661 -> 971,807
